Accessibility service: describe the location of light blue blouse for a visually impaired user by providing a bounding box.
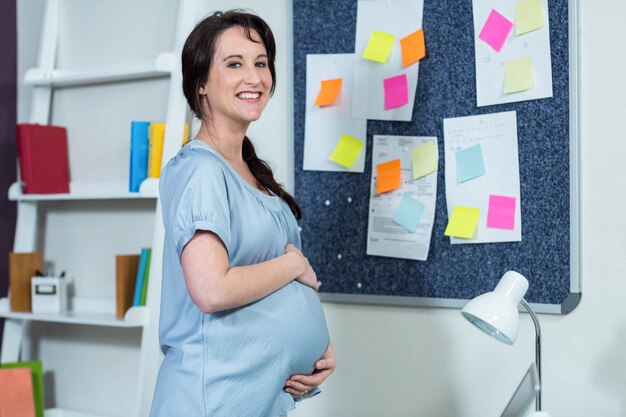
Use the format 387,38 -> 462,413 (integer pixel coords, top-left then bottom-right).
149,139 -> 330,417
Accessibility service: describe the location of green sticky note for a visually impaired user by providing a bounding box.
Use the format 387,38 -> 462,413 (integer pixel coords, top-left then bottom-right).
515,0 -> 544,35
329,134 -> 364,168
411,141 -> 438,180
444,206 -> 480,239
504,57 -> 534,94
1,360 -> 44,417
362,31 -> 395,63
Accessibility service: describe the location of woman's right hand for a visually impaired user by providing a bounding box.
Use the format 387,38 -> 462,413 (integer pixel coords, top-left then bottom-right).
285,244 -> 320,291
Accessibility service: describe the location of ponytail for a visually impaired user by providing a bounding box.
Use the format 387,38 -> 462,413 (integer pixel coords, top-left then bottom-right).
242,136 -> 302,220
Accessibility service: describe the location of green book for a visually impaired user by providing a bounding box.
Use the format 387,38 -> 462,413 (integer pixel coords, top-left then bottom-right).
132,248 -> 150,306
140,248 -> 152,306
1,360 -> 44,417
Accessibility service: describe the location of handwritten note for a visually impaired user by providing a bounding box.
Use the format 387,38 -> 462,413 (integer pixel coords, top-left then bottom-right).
376,158 -> 402,194
400,28 -> 426,67
456,144 -> 486,183
473,0 -> 552,107
393,193 -> 426,233
444,206 -> 480,239
384,74 -> 409,110
314,78 -> 343,107
304,54 -> 366,173
444,111 -> 521,244
411,140 -> 438,180
504,57 -> 534,94
362,30 -> 395,63
487,195 -> 516,230
479,9 -> 513,52
329,134 -> 364,168
515,0 -> 544,35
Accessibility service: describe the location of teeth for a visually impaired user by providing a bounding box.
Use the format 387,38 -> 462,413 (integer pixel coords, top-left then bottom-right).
238,92 -> 260,99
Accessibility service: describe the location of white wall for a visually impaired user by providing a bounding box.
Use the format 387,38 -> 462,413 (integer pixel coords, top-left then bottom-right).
287,1 -> 626,416
201,1 -> 626,416
17,0 -> 626,416
217,0 -> 618,410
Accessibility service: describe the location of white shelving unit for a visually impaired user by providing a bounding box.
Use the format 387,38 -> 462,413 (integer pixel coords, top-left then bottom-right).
2,1 -> 197,416
44,409 -> 117,417
7,179 -> 159,201
0,297 -> 147,328
23,52 -> 176,88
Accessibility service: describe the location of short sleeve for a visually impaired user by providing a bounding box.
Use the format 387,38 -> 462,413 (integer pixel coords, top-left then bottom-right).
160,148 -> 231,259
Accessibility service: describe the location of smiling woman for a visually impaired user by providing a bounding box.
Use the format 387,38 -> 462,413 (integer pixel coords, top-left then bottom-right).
198,26 -> 272,128
149,10 -> 335,417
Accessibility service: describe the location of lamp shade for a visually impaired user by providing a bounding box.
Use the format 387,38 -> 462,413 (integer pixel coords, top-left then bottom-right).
461,271 -> 529,345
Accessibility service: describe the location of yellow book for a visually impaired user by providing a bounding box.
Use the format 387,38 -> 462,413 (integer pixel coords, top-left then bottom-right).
148,122 -> 191,178
182,122 -> 190,146
148,122 -> 166,178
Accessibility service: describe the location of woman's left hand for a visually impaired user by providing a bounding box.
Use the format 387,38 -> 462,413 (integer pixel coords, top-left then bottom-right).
284,344 -> 336,398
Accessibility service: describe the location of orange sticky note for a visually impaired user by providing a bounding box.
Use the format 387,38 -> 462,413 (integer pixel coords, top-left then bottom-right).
314,78 -> 343,106
376,159 -> 402,194
400,29 -> 426,68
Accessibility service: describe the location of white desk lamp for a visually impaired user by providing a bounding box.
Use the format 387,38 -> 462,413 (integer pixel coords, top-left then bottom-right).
461,271 -> 551,417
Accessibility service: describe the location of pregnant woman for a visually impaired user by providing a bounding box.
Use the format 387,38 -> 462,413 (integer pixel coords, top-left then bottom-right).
149,9 -> 335,417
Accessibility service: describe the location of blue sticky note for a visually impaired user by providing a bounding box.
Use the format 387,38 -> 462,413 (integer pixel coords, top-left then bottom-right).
393,193 -> 425,233
456,144 -> 486,183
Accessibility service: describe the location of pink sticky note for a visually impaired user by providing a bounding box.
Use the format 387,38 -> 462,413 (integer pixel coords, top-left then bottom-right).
487,195 -> 516,230
479,9 -> 513,52
383,74 -> 409,110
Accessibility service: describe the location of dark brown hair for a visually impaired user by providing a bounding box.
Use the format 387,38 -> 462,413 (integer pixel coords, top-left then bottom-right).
182,10 -> 301,219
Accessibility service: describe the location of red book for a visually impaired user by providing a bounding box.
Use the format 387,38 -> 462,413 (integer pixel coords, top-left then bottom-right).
16,123 -> 70,194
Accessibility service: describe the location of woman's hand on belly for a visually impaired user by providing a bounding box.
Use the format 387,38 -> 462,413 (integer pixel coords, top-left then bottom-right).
283,343 -> 337,398
285,244 -> 320,291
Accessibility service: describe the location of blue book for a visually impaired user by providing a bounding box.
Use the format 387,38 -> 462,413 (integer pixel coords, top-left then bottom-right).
129,121 -> 150,192
132,248 -> 150,306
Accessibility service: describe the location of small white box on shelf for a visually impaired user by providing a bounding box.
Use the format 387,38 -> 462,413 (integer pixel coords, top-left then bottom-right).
31,277 -> 68,313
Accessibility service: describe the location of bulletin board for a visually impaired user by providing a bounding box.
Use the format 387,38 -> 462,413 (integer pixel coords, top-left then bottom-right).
293,0 -> 580,314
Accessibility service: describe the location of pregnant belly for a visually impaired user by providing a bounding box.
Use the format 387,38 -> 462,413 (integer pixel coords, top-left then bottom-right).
206,281 -> 330,377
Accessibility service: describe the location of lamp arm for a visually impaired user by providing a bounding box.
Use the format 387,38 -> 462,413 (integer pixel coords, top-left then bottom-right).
520,298 -> 542,412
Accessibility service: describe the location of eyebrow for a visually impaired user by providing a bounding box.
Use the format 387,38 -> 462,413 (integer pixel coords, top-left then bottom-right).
223,54 -> 268,61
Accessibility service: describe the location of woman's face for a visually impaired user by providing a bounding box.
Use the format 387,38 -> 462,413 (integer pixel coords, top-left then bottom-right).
199,26 -> 272,127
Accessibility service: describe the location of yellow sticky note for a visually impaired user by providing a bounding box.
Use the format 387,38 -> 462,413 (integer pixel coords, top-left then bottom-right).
411,141 -> 437,180
444,206 -> 480,239
314,78 -> 343,107
504,57 -> 534,94
329,134 -> 364,168
362,31 -> 395,63
515,0 -> 544,35
400,28 -> 426,68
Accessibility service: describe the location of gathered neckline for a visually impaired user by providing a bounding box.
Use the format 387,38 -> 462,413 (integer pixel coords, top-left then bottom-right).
187,139 -> 283,209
